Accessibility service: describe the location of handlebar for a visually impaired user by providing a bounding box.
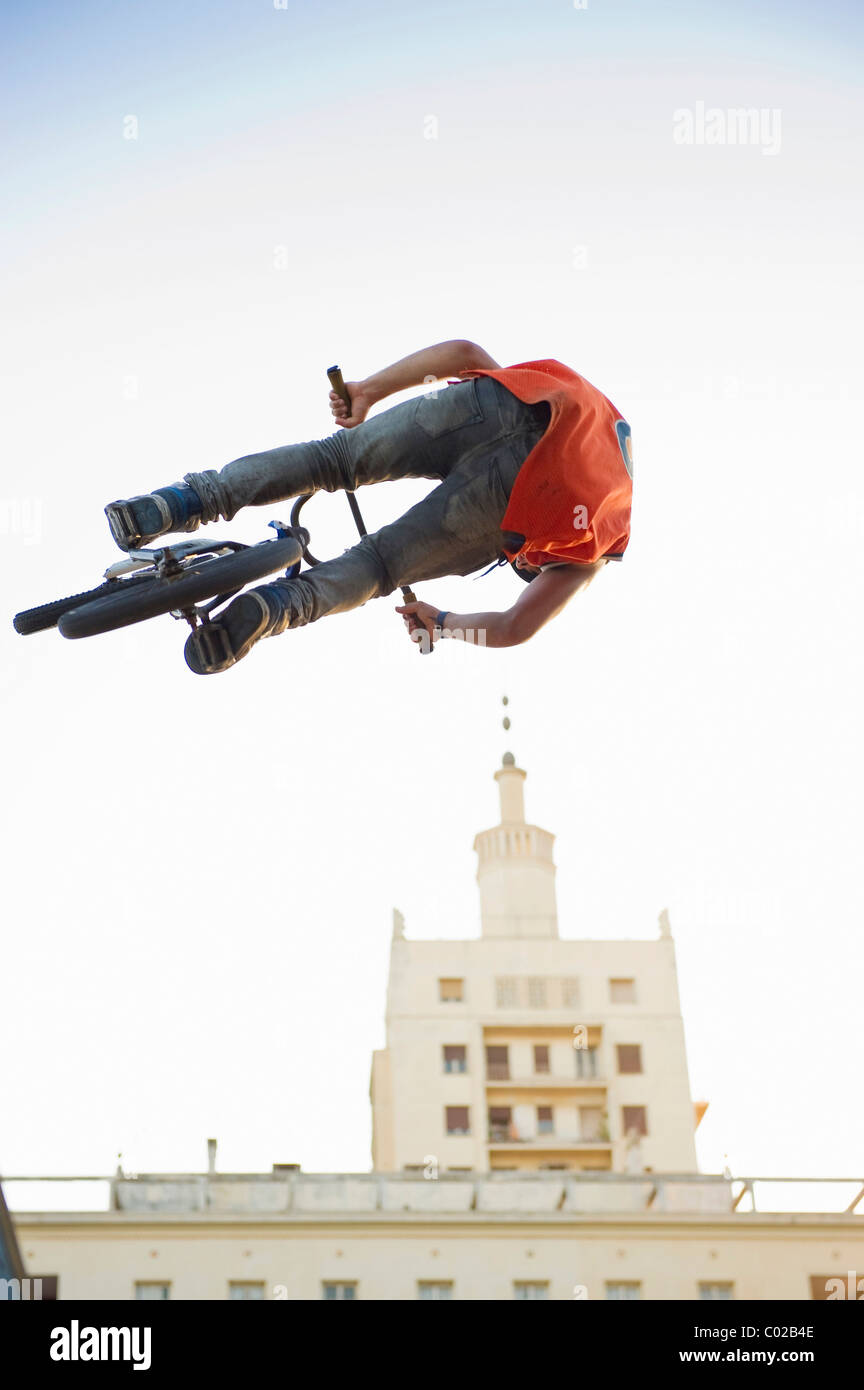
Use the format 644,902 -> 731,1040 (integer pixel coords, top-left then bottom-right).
326,364 -> 433,655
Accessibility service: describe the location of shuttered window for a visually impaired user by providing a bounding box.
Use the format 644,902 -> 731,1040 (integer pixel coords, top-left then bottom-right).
439,978 -> 463,1002
561,977 -> 580,1007
495,977 -> 519,1007
616,1044 -> 643,1074
622,1106 -> 648,1137
445,1106 -> 470,1135
443,1045 -> 467,1073
418,1282 -> 453,1300
526,977 -> 547,1008
485,1045 -> 509,1080
609,978 -> 636,1003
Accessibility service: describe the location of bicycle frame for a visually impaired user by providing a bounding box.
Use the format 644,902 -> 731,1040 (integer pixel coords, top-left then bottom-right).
102,537 -> 243,581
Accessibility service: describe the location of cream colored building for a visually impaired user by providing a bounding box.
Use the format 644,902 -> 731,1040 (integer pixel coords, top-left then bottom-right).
371,753 -> 697,1176
11,1167 -> 864,1301
7,754 -> 863,1300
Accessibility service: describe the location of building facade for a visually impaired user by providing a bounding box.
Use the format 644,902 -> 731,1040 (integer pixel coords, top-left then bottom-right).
371,754 -> 697,1175
8,755 -> 863,1300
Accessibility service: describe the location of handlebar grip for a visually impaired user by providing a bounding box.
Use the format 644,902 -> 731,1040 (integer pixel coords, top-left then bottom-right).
402,586 -> 435,656
327,364 -> 351,411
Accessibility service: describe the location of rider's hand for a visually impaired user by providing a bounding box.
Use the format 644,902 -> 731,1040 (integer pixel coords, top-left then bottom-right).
395,599 -> 440,644
329,380 -> 373,429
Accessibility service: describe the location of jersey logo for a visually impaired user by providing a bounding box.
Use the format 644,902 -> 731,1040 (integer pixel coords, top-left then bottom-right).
615,420 -> 633,478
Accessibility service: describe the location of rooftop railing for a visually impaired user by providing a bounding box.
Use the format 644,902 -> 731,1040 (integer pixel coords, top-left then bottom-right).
3,1172 -> 863,1218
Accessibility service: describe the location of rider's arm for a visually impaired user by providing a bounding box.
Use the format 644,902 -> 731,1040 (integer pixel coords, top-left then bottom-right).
331,341 -> 500,426
364,341 -> 500,403
397,562 -> 606,649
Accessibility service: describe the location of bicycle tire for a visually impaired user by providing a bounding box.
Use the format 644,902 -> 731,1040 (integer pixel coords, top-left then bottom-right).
14,571 -> 161,636
57,537 -> 303,640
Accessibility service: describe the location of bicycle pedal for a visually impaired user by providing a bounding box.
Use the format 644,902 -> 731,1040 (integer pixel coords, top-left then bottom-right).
197,622 -> 234,666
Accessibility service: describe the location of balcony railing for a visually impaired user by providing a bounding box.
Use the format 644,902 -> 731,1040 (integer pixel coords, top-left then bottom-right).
483,1052 -> 602,1084
488,1129 -> 610,1146
4,1172 -> 862,1217
485,1071 -> 605,1087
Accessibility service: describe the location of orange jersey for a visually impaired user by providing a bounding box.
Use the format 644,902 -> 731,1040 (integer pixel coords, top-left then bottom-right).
458,359 -> 633,568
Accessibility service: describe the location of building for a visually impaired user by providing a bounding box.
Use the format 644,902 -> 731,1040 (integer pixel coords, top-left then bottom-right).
7,755 -> 863,1300
371,752 -> 697,1175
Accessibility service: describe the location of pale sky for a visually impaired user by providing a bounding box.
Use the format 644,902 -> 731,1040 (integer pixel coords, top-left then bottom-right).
2,0 -> 862,1206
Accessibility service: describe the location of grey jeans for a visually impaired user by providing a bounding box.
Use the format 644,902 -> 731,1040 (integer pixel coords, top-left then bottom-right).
184,376 -> 549,627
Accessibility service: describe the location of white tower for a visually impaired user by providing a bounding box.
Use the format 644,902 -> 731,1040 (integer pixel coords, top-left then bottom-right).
473,752 -> 558,939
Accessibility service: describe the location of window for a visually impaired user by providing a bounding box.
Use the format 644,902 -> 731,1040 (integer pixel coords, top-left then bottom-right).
323,1282 -> 357,1300
135,1283 -> 170,1300
514,1282 -> 549,1300
617,1044 -> 643,1074
445,1106 -> 470,1135
809,1274 -> 855,1300
579,1106 -> 604,1140
527,977 -> 548,1008
488,1106 -> 513,1141
533,1044 -> 550,1073
443,1045 -> 467,1074
485,1045 -> 509,1080
229,1282 -> 265,1300
561,977 -> 580,1008
418,1282 -> 453,1300
606,1282 -> 641,1300
439,978 -> 463,1003
537,1105 -> 554,1135
609,978 -> 636,1004
574,1046 -> 598,1078
495,977 -> 519,1007
699,1282 -> 733,1300
622,1106 -> 648,1137
28,1276 -> 58,1300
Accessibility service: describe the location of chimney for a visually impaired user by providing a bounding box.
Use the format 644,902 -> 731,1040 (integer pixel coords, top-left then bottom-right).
207,1138 -> 217,1174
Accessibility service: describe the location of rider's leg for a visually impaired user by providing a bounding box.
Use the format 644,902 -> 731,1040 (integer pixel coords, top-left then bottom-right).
105,377 -> 546,548
183,412 -> 549,674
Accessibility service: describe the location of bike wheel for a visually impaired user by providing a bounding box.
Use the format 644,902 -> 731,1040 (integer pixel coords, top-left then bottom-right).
14,572 -> 161,636
57,538 -> 303,640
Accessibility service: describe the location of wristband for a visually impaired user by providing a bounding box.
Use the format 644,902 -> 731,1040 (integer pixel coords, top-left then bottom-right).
435,610 -> 450,629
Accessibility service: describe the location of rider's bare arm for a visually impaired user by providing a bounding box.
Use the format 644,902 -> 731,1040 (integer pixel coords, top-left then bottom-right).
330,340 -> 501,427
396,561 -> 606,649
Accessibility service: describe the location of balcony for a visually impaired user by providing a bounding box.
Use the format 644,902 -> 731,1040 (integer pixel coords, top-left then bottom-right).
488,1129 -> 611,1149
485,1072 -> 605,1089
484,1048 -> 603,1085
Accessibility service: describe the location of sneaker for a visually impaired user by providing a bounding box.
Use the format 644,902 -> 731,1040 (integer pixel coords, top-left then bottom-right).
105,483 -> 203,550
184,590 -> 281,675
